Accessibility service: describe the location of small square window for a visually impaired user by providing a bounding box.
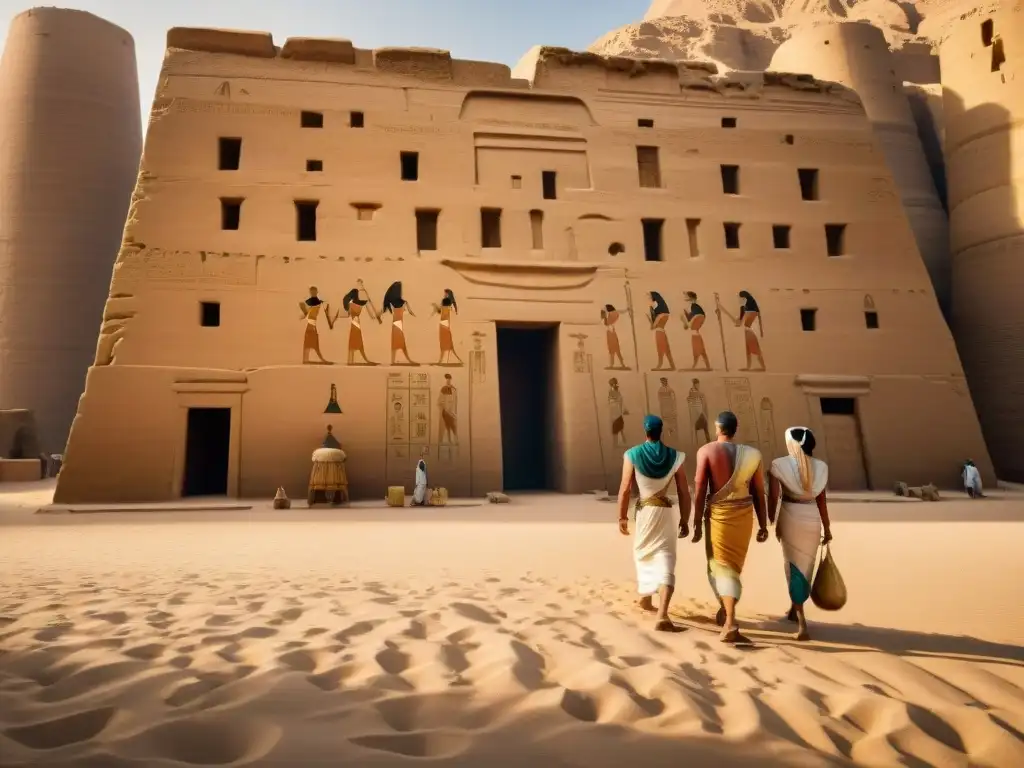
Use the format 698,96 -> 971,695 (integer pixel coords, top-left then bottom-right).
825,223 -> 847,256
218,137 -> 241,170
772,225 -> 791,249
638,118 -> 654,128
724,222 -> 741,249
800,308 -> 817,331
400,151 -> 419,181
200,301 -> 220,327
721,116 -> 737,128
784,134 -> 795,145
350,111 -> 364,127
300,111 -> 324,128
220,198 -> 242,230
511,175 -> 522,189
865,310 -> 879,329
306,159 -> 323,172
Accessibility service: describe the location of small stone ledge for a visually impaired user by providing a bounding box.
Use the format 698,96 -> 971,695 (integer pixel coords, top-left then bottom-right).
280,37 -> 355,64
167,27 -> 276,58
373,47 -> 453,80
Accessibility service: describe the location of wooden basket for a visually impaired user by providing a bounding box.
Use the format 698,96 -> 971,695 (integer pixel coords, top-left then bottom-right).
386,486 -> 405,507
428,487 -> 448,507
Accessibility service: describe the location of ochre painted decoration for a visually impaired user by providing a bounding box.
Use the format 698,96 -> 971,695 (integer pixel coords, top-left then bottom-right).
299,286 -> 332,365
759,397 -> 777,466
716,291 -> 766,372
571,332 -> 589,373
431,288 -> 463,366
657,377 -> 680,446
324,383 -> 342,414
647,291 -> 676,371
342,279 -> 378,366
470,332 -> 486,384
437,373 -> 458,458
724,377 -> 761,447
608,377 -> 629,446
681,291 -> 712,370
601,304 -> 630,370
686,378 -> 711,449
382,281 -> 418,366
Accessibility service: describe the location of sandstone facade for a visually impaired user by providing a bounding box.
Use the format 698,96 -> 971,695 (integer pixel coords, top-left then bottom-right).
52,31 -> 992,503
0,8 -> 143,455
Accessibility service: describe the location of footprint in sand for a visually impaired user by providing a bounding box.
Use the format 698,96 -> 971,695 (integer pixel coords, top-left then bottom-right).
4,706 -> 118,749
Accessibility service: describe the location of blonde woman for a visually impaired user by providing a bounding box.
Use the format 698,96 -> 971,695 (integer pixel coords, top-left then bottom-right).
767,427 -> 833,641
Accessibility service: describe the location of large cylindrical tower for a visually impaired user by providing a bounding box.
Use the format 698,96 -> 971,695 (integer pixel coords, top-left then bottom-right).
941,1 -> 1024,481
0,8 -> 142,454
770,22 -> 951,317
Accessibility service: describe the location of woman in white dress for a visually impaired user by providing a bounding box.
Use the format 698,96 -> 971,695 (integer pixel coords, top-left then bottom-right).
767,426 -> 833,641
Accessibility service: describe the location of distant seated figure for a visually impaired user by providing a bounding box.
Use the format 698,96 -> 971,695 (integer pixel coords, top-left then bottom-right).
412,448 -> 429,506
962,460 -> 983,498
322,424 -> 342,450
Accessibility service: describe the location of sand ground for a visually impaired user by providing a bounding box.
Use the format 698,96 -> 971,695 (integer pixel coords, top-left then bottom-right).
1,487 -> 1023,767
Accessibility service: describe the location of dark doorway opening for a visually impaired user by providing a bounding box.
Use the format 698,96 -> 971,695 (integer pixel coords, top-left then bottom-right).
496,324 -> 558,491
182,407 -> 231,497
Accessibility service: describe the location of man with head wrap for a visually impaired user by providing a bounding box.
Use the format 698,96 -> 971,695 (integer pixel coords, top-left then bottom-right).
692,410 -> 768,644
767,427 -> 833,641
617,414 -> 692,631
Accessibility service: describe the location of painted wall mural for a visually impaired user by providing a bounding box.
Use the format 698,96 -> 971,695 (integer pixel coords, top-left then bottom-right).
647,291 -> 676,371
723,377 -> 762,447
686,378 -> 712,449
600,305 -> 630,370
571,332 -> 589,374
342,280 -> 379,366
430,289 -> 464,367
382,281 -> 418,366
470,331 -> 486,384
608,377 -> 629,446
716,291 -> 766,372
681,291 -> 712,371
324,383 -> 342,414
759,397 -> 777,465
437,373 -> 458,460
657,377 -> 680,446
385,371 -> 430,484
299,286 -> 332,365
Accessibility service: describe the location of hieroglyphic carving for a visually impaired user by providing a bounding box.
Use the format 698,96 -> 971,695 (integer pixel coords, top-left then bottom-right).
681,292 -> 712,371
601,306 -> 629,370
172,100 -> 296,117
716,291 -> 766,372
608,377 -> 629,447
214,81 -> 231,98
436,373 -> 457,461
657,378 -> 680,447
571,333 -> 589,373
647,291 -> 676,371
430,289 -> 464,366
409,373 -> 431,448
686,378 -> 712,450
386,372 -> 430,483
299,287 -> 332,365
378,125 -> 455,135
724,377 -> 761,448
759,397 -> 777,465
324,383 -> 342,414
470,332 -> 486,384
866,177 -> 897,203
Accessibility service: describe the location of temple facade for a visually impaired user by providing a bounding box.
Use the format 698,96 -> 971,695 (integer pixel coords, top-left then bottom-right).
53,29 -> 993,503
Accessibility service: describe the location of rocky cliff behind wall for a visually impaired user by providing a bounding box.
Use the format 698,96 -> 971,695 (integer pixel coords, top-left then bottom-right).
940,1 -> 1024,481
771,23 -> 951,316
0,8 -> 142,454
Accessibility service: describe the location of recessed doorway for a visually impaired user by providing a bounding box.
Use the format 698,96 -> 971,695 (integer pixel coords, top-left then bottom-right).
496,324 -> 559,491
819,397 -> 869,490
182,407 -> 231,496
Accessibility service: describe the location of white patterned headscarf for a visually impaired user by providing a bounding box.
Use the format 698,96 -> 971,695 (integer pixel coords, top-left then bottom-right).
784,427 -> 814,497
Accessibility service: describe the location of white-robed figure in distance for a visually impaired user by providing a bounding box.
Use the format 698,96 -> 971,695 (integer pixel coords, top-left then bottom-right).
767,426 -> 833,641
617,414 -> 691,631
412,449 -> 429,506
962,459 -> 984,498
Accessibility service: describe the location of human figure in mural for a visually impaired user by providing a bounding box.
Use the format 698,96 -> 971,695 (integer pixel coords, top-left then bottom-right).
389,399 -> 406,441
430,289 -> 463,366
342,280 -> 377,365
687,378 -> 711,447
767,427 -> 833,641
437,374 -> 458,446
616,414 -> 691,632
601,304 -> 629,370
681,291 -> 711,370
657,378 -> 679,443
691,410 -> 769,644
717,291 -> 766,372
648,291 -> 676,371
298,286 -> 332,365
382,281 -> 418,366
608,377 -> 629,446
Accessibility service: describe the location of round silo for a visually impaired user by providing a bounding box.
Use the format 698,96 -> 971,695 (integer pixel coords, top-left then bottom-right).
940,3 -> 1024,481
0,8 -> 142,454
770,22 -> 951,317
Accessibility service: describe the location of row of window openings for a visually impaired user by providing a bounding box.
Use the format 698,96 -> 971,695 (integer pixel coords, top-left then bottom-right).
219,197 -> 847,258
801,308 -> 880,331
197,299 -> 878,331
639,150 -> 821,201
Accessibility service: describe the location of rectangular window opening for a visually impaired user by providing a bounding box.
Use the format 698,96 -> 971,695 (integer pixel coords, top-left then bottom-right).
799,168 -> 820,201
865,310 -> 879,329
352,203 -> 380,221
642,218 -> 664,262
350,110 -> 364,128
400,151 -> 419,181
481,208 -> 502,248
511,175 -> 522,189
306,159 -> 323,172
295,200 -> 319,241
415,209 -> 439,252
825,223 -> 847,256
686,218 -> 701,258
200,301 -> 220,328
772,224 -> 791,249
637,146 -> 661,188
992,37 -> 1006,71
300,110 -> 324,128
800,308 -> 817,332
530,209 -> 544,250
724,222 -> 741,249
542,170 -> 557,200
982,19 -> 994,47
721,164 -> 740,195
820,396 -> 856,416
218,137 -> 241,171
220,198 -> 242,230
784,134 -> 795,145
638,118 -> 654,128
721,116 -> 737,128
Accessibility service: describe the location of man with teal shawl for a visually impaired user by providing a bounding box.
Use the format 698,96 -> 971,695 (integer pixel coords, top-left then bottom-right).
617,414 -> 692,631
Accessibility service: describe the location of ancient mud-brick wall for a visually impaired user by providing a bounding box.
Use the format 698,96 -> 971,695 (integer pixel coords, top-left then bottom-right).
54,31 -> 992,503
